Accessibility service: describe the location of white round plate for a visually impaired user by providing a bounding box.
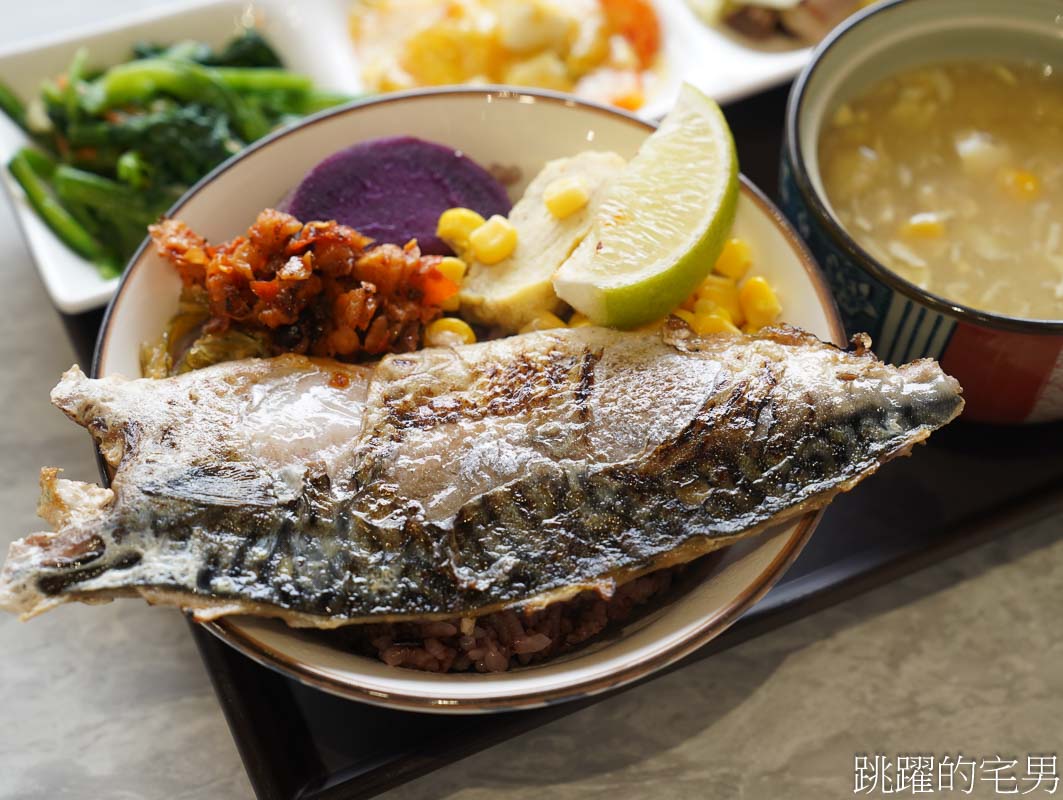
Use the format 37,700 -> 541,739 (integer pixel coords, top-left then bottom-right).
95,88 -> 842,713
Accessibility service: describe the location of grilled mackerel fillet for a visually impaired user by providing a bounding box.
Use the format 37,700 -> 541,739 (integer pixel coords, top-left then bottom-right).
0,324 -> 962,625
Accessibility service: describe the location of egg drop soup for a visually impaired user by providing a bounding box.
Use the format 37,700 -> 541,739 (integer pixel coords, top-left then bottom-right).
819,60 -> 1063,321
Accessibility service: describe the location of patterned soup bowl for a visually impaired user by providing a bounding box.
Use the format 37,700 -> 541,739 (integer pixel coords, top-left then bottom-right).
781,0 -> 1063,423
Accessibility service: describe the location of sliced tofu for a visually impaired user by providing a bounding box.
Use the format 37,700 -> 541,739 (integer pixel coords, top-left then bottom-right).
460,151 -> 626,331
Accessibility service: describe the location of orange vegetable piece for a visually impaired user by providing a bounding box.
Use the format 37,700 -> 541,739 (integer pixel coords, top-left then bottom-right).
415,263 -> 460,307
612,85 -> 645,111
250,280 -> 281,302
600,0 -> 661,68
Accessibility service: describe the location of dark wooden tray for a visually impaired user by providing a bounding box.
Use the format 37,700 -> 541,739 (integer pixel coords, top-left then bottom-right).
60,84 -> 1063,800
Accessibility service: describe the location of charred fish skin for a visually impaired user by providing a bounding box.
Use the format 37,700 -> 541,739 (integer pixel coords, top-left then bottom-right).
0,325 -> 963,625
447,327 -> 962,606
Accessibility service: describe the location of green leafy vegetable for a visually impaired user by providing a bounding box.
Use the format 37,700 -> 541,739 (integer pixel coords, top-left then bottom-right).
116,150 -> 151,189
203,30 -> 285,68
132,30 -> 283,69
67,104 -> 242,185
0,29 -> 349,275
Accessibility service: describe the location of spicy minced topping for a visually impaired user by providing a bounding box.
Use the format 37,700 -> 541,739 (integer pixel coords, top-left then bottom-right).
145,209 -> 459,375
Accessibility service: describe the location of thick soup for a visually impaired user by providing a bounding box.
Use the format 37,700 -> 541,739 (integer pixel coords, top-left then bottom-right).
819,61 -> 1063,321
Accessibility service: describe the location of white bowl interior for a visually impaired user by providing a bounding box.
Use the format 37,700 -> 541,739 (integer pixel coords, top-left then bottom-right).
796,0 -> 1063,213
97,90 -> 836,710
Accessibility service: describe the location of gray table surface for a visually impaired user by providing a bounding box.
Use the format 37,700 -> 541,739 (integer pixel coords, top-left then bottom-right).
1,4 -> 1060,799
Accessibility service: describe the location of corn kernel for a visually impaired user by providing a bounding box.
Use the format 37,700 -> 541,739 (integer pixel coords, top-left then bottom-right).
714,238 -> 752,280
436,256 -> 468,283
900,212 -> 946,239
543,176 -> 590,219
672,308 -> 697,327
436,256 -> 467,311
695,274 -> 743,325
469,214 -> 518,265
739,276 -> 782,329
999,168 -> 1040,201
832,103 -> 855,127
692,312 -> 741,336
437,208 -> 486,254
693,297 -> 733,323
568,312 -> 593,328
425,317 -> 476,348
519,311 -> 567,334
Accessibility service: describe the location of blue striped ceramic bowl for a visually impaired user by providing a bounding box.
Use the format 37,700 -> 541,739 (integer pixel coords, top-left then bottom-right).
780,0 -> 1063,423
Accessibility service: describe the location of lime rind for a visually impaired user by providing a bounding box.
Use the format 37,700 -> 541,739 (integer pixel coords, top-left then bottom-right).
604,186 -> 737,329
552,84 -> 740,329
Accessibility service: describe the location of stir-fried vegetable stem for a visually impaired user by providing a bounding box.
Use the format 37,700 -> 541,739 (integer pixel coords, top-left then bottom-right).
8,149 -> 107,263
0,83 -> 28,133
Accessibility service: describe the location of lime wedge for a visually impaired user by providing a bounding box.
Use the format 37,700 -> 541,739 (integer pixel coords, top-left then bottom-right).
552,84 -> 739,329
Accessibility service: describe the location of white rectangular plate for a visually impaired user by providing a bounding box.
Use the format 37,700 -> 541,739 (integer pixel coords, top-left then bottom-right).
0,0 -> 813,313
0,0 -> 361,313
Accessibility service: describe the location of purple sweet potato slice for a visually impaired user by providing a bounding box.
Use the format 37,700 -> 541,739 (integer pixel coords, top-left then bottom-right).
286,136 -> 512,255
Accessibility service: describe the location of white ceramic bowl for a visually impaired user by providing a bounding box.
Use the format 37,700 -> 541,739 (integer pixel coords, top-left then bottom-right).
95,88 -> 842,713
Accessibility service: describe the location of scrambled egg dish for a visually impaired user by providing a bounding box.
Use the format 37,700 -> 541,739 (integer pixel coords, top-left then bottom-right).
350,0 -> 662,110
